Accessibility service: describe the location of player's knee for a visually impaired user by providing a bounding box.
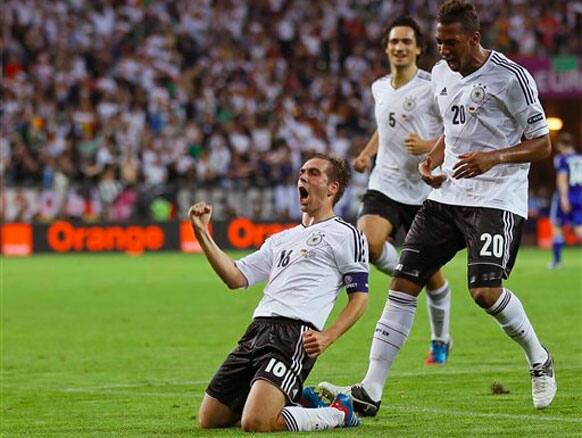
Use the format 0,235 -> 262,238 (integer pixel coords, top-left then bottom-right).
368,240 -> 384,262
470,287 -> 502,308
390,277 -> 423,295
240,414 -> 273,433
197,412 -> 215,429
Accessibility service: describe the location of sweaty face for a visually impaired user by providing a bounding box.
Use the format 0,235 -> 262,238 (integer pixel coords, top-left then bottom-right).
435,22 -> 474,73
386,26 -> 421,68
297,158 -> 337,213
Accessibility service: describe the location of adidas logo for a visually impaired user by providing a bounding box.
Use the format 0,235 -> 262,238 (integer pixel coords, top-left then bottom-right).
440,87 -> 448,96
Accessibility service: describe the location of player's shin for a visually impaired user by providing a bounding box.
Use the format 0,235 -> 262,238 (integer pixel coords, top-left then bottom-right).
552,235 -> 564,265
374,242 -> 399,275
486,288 -> 547,366
426,281 -> 451,342
361,290 -> 417,401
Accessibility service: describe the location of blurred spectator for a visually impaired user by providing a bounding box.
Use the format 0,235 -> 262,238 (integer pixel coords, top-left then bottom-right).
2,0 -> 580,221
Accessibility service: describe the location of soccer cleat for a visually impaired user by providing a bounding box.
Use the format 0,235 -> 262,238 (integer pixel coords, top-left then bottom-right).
330,393 -> 361,427
317,381 -> 350,404
350,384 -> 381,417
546,261 -> 562,270
424,338 -> 453,365
300,387 -> 328,408
531,349 -> 557,409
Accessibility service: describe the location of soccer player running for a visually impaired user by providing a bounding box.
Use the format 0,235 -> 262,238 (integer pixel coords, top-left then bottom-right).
192,153 -> 369,432
321,0 -> 557,416
548,132 -> 582,268
351,16 -> 453,366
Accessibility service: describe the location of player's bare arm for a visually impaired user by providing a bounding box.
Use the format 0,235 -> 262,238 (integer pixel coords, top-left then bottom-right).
302,292 -> 368,358
557,171 -> 572,213
419,136 -> 446,188
452,134 -> 551,179
404,133 -> 438,156
352,131 -> 379,173
188,202 -> 248,289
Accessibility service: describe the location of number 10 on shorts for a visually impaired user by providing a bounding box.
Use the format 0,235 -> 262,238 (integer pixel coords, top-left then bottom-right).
265,358 -> 287,377
480,233 -> 504,258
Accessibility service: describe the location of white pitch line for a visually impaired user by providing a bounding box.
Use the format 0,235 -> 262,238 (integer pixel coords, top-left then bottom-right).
387,404 -> 582,424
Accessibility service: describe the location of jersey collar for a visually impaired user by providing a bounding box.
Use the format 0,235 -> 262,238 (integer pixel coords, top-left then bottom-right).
460,49 -> 493,82
301,215 -> 338,228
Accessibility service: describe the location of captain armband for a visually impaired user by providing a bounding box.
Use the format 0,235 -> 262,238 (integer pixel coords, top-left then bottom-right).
343,272 -> 369,293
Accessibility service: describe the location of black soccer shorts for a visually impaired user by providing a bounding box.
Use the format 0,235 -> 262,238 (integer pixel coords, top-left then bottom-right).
358,190 -> 420,238
205,317 -> 316,415
394,200 -> 524,288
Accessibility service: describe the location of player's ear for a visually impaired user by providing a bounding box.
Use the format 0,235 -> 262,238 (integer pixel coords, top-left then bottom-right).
328,181 -> 339,198
470,31 -> 480,46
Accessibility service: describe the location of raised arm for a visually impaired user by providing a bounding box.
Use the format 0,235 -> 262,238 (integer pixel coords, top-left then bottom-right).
352,131 -> 379,173
452,134 -> 551,179
302,292 -> 368,358
189,202 -> 248,289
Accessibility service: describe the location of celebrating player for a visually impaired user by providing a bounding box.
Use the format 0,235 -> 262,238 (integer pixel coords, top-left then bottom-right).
320,0 -> 557,416
548,132 -> 582,268
192,153 -> 368,432
351,15 -> 453,366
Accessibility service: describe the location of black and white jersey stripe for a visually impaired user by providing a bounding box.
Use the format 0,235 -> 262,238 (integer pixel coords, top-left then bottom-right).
334,218 -> 366,263
491,53 -> 535,105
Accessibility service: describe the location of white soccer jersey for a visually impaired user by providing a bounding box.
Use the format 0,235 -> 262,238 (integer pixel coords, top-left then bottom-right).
235,217 -> 369,331
429,51 -> 549,218
369,69 -> 443,205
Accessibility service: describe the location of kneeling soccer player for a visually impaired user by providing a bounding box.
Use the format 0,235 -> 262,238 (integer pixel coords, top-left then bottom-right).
191,153 -> 369,432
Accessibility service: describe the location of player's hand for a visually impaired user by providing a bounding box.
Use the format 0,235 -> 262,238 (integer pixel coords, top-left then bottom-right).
419,157 -> 446,188
188,202 -> 212,232
352,154 -> 371,173
452,151 -> 498,179
560,197 -> 572,214
404,133 -> 429,155
302,330 -> 332,358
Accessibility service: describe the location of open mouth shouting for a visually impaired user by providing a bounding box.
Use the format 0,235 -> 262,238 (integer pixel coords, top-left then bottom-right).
298,186 -> 310,205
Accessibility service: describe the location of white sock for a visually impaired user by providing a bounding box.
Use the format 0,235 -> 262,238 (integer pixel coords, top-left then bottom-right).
374,241 -> 398,275
281,406 -> 344,431
487,288 -> 547,366
425,281 -> 451,342
361,290 -> 417,401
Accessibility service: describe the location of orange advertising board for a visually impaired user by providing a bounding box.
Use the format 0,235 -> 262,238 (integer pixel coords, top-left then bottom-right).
1,223 -> 33,256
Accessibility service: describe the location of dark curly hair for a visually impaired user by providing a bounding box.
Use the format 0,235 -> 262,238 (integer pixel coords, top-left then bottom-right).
438,0 -> 480,33
308,153 -> 351,206
382,15 -> 425,56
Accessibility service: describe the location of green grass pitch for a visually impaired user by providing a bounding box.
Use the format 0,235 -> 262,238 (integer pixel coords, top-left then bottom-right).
2,248 -> 581,437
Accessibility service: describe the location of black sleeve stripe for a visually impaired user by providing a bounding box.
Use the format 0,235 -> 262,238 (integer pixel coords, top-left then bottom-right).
358,231 -> 366,263
334,218 -> 359,262
502,59 -> 535,104
491,54 -> 535,105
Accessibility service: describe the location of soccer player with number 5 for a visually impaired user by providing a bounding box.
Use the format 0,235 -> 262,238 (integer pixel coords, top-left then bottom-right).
192,153 -> 369,432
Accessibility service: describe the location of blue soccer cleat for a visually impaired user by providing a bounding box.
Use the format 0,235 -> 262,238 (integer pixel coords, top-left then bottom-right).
300,387 -> 328,408
424,339 -> 452,365
330,393 -> 361,427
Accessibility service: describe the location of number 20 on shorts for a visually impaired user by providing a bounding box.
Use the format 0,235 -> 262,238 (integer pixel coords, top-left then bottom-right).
479,233 -> 504,258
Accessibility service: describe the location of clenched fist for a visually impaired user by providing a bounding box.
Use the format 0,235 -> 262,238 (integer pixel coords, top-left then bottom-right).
188,202 -> 213,232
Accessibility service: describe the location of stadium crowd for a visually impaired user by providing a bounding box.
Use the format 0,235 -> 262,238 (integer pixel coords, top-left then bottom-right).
2,0 -> 581,221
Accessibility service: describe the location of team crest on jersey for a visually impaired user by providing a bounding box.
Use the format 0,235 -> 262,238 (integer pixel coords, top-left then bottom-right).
470,84 -> 487,103
306,231 -> 324,247
403,96 -> 416,111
